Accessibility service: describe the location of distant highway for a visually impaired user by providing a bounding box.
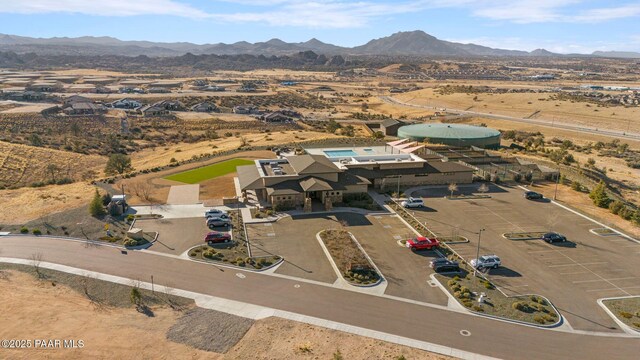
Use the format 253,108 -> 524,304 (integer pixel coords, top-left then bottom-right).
380,96 -> 640,141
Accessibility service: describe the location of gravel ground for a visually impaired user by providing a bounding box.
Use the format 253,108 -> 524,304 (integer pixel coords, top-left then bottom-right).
167,307 -> 254,353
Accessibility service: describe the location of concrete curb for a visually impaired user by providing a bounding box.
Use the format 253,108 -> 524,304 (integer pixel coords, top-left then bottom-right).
597,296 -> 640,335
183,244 -> 284,272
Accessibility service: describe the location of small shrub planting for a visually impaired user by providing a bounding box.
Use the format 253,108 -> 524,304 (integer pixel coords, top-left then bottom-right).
20,227 -> 29,234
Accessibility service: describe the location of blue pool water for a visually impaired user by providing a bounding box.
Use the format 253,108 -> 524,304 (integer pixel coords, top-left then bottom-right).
324,150 -> 358,157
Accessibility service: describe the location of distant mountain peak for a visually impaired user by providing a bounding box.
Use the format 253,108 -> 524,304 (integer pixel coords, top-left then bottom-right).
0,31 -> 632,58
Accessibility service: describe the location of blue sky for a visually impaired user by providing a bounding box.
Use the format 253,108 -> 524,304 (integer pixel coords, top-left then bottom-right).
0,0 -> 639,53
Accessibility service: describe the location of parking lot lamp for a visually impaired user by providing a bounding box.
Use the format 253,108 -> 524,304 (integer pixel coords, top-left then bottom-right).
474,228 -> 485,277
554,171 -> 560,200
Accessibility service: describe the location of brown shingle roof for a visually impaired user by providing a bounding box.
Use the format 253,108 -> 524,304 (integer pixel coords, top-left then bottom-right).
287,154 -> 339,175
299,177 -> 333,192
237,164 -> 263,190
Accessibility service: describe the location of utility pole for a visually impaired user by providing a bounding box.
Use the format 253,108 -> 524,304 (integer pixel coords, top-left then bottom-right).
474,228 -> 485,277
397,176 -> 401,198
121,184 -> 126,214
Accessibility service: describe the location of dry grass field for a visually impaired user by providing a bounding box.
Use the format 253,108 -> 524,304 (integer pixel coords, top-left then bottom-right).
393,88 -> 640,133
0,182 -> 95,225
0,269 -> 448,360
0,141 -> 105,188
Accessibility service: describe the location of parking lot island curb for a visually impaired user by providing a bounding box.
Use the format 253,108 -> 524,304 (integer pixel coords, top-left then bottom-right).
429,274 -> 565,330
183,244 -> 284,272
315,231 -> 386,291
597,296 -> 640,336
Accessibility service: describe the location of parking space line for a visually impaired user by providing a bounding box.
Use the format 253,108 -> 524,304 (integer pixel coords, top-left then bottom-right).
559,271 -> 589,275
586,286 -> 640,293
572,277 -> 638,284
548,262 -> 607,268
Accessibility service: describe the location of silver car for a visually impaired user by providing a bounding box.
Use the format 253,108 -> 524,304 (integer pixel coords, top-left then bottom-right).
206,217 -> 231,228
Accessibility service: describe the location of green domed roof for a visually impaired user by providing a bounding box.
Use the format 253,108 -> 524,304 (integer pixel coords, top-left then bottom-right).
398,123 -> 500,139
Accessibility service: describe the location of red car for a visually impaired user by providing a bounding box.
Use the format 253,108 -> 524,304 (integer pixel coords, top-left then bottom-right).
204,231 -> 231,244
406,236 -> 440,251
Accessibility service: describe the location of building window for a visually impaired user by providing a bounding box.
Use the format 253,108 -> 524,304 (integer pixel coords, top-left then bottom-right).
288,196 -> 292,200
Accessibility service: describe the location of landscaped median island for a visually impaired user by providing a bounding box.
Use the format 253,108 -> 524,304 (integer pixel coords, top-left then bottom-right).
590,227 -> 617,236
435,271 -> 560,326
602,297 -> 640,331
187,210 -> 281,270
503,232 -> 547,240
318,229 -> 381,286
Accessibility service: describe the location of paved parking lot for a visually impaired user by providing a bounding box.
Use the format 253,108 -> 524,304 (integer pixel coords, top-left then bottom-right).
409,184 -> 640,332
136,217 -> 218,255
247,212 -> 448,305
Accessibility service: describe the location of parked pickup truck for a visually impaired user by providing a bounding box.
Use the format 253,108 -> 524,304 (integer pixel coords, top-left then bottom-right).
406,236 -> 440,251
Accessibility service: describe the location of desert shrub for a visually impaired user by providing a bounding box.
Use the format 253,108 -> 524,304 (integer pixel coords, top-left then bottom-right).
453,275 -> 460,281
533,316 -> 545,324
462,300 -> 473,308
20,227 -> 29,234
484,282 -> 494,289
472,305 -> 484,312
619,311 -> 633,319
512,173 -> 523,182
571,181 -> 584,192
123,238 -> 138,247
32,229 -> 42,235
448,279 -> 457,287
608,201 -> 625,215
126,214 -> 135,223
512,301 -> 534,313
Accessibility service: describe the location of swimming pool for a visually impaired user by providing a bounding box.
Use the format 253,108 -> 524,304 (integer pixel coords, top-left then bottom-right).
324,150 -> 357,157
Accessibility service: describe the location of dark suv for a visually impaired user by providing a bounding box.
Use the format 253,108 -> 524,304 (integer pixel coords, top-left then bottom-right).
429,258 -> 460,273
525,191 -> 544,200
542,232 -> 566,243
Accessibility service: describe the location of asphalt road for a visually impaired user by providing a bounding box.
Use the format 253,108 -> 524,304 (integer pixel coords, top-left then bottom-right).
1,236 -> 638,359
380,96 -> 640,141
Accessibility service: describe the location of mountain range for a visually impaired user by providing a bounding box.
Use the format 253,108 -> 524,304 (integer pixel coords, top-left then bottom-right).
0,31 -> 638,59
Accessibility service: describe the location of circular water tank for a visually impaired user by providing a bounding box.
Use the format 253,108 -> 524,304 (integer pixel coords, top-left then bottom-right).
397,123 -> 501,149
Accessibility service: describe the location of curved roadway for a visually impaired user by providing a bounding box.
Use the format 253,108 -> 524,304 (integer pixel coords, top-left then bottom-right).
1,236 -> 638,359
380,96 -> 640,141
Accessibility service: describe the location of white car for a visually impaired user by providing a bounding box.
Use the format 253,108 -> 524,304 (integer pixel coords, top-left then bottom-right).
470,255 -> 501,269
400,197 -> 424,208
205,209 -> 228,218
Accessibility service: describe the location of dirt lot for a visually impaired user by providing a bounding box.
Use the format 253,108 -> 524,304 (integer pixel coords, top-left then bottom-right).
409,184 -> 640,333
0,268 -> 448,360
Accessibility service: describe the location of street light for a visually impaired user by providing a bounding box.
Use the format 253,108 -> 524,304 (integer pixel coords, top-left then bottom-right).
474,228 -> 485,277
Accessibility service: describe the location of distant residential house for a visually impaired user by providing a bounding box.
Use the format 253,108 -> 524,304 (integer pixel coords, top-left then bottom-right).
156,100 -> 185,111
233,105 -> 260,115
192,79 -> 208,87
94,86 -> 113,94
202,85 -> 225,92
7,91 -> 45,101
27,82 -> 62,92
191,102 -> 219,113
63,102 -> 107,115
379,118 -> 403,136
119,86 -> 146,94
262,111 -> 292,123
147,87 -> 171,94
63,95 -> 92,106
111,98 -> 142,109
280,81 -> 297,86
140,104 -> 169,117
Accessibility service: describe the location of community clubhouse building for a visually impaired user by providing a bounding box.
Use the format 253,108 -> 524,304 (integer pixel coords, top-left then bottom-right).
237,143 -> 475,209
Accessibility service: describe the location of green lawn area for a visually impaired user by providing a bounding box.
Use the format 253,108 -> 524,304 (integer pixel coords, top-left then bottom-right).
164,158 -> 254,184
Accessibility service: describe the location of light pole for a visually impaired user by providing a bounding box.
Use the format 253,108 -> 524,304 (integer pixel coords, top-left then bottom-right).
553,170 -> 560,200
474,228 -> 485,277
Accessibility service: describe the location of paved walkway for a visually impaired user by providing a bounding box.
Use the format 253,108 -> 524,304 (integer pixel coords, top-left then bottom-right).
167,184 -> 201,205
